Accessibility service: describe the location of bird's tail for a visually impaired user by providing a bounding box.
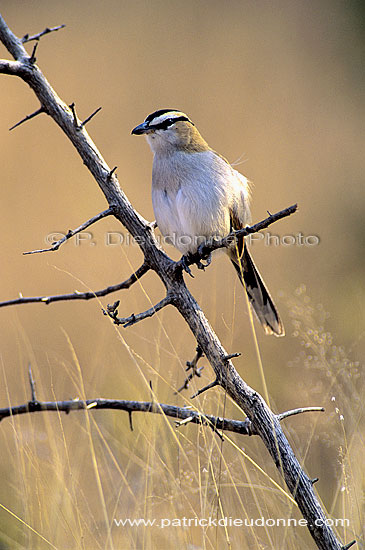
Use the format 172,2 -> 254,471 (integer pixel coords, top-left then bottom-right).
230,245 -> 284,337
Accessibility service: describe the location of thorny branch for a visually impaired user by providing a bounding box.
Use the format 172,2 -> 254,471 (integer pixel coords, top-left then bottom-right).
22,24 -> 66,43
175,345 -> 205,394
0,15 -> 353,550
0,263 -> 149,307
23,207 -> 113,255
103,294 -> 173,327
0,367 -> 325,439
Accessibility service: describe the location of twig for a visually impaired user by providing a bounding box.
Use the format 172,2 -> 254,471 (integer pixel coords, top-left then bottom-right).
0,263 -> 149,308
22,25 -> 66,43
104,294 -> 173,328
9,106 -> 45,131
23,207 -> 113,255
175,346 -> 204,394
174,366 -> 204,394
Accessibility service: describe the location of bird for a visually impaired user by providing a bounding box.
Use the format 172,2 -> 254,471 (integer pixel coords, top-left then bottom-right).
131,109 -> 284,337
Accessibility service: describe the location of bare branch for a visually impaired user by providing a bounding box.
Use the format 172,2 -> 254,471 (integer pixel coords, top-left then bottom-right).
104,294 -> 173,328
22,25 -> 66,43
0,263 -> 150,308
9,106 -> 45,131
23,207 -> 113,255
0,396 -> 251,434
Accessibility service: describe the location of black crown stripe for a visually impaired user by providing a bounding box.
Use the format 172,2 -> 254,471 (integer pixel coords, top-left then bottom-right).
145,109 -> 179,123
149,115 -> 193,131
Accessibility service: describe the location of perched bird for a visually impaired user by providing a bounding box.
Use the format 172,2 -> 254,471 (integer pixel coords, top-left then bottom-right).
132,109 -> 284,336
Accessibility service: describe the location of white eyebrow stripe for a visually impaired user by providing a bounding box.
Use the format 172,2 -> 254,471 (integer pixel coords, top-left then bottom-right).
148,111 -> 186,126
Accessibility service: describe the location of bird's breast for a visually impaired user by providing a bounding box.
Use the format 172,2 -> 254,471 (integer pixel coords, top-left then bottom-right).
151,150 -> 249,254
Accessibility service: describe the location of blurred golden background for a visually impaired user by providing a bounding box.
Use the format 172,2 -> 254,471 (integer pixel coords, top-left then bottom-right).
0,1 -> 363,549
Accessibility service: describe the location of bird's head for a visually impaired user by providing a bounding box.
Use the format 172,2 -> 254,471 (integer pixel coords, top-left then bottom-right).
131,109 -> 209,154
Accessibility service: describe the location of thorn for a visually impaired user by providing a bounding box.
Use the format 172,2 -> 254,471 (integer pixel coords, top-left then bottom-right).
80,106 -> 102,128
267,210 -> 272,216
28,363 -> 37,402
29,42 -> 38,64
191,378 -> 219,399
342,541 -> 356,550
224,352 -> 241,361
9,107 -> 45,131
212,427 -> 224,441
311,477 -> 319,484
69,102 -> 79,128
107,166 -> 117,181
205,417 -> 225,440
128,411 -> 134,431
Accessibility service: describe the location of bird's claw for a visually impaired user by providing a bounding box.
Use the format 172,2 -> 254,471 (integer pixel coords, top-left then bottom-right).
196,253 -> 212,270
180,254 -> 194,277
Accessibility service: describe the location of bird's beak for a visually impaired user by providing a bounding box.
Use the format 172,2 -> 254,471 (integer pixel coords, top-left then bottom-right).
131,122 -> 151,135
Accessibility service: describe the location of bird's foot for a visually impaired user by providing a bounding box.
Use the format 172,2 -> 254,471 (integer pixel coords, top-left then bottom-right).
196,253 -> 212,270
179,253 -> 194,278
